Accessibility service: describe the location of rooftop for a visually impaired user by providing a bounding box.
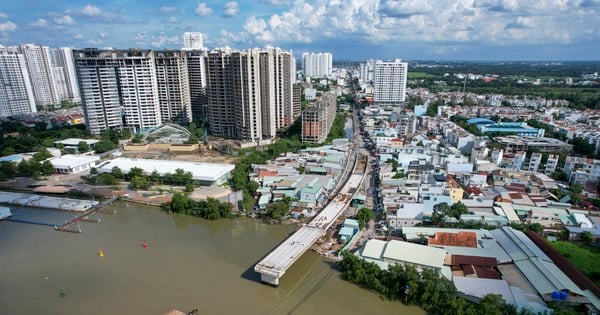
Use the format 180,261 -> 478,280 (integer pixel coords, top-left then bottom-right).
429,231 -> 478,248
383,240 -> 447,270
54,138 -> 99,146
50,154 -> 100,167
97,157 -> 234,182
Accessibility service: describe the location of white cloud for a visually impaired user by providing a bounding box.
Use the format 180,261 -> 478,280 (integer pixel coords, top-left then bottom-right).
86,39 -> 102,45
168,16 -> 179,24
268,0 -> 291,5
151,34 -> 180,48
0,12 -> 8,19
54,15 -> 75,25
0,21 -> 17,32
29,18 -> 48,28
223,2 -> 239,17
238,0 -> 600,46
195,3 -> 213,16
99,32 -> 108,39
160,6 -> 176,13
83,4 -> 102,16
73,33 -> 83,39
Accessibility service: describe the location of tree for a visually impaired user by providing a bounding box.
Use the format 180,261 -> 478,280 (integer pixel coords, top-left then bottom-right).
41,160 -> 54,176
265,196 -> 292,222
130,176 -> 150,190
111,166 -> 123,179
387,158 -> 398,172
32,147 -> 52,162
582,231 -> 594,245
132,134 -> 144,144
94,139 -> 115,153
551,169 -> 568,182
42,138 -> 55,147
17,160 -> 32,177
149,170 -> 160,183
90,167 -> 98,175
570,137 -> 596,157
432,203 -> 450,224
34,121 -> 47,132
448,202 -> 468,220
78,141 -> 90,153
479,294 -> 514,315
129,167 -> 144,179
96,174 -> 117,185
356,207 -> 375,229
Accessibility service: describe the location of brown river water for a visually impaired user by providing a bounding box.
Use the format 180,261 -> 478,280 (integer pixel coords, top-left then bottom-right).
0,201 -> 424,315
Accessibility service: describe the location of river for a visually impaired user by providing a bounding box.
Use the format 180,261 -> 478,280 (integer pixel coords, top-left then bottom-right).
0,201 -> 424,315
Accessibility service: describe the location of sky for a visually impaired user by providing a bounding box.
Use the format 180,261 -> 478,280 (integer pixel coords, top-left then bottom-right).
0,0 -> 599,61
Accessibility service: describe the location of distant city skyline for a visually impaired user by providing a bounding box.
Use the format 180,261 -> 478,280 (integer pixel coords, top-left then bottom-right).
0,1 -> 599,61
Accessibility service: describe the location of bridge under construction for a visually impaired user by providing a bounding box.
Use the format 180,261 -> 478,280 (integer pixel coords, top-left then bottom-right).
254,154 -> 367,285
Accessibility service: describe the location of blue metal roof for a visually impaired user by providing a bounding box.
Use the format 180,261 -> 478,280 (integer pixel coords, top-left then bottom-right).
467,118 -> 495,125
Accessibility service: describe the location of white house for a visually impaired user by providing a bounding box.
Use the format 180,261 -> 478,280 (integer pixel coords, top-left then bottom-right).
49,154 -> 100,174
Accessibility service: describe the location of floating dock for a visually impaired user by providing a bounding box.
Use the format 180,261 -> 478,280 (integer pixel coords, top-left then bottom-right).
0,191 -> 98,211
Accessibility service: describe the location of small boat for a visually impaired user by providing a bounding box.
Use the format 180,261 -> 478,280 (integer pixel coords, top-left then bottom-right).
142,240 -> 148,248
98,250 -> 104,257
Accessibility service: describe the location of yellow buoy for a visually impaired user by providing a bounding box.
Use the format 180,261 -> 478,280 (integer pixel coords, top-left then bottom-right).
98,250 -> 104,257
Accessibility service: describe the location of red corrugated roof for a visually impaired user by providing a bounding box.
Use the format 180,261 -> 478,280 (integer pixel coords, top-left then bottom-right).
429,231 -> 477,248
452,255 -> 497,267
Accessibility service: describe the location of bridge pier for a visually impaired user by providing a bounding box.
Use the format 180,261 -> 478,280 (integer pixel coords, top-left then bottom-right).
259,273 -> 280,286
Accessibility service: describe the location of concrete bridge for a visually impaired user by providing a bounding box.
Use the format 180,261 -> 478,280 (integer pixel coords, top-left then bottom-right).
254,169 -> 365,285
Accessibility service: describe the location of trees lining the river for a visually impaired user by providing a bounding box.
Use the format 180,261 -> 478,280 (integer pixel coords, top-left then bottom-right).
162,192 -> 233,220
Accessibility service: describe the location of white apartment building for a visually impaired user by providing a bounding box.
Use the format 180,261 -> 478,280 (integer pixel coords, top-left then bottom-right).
564,156 -> 600,185
527,152 -> 542,173
185,49 -> 208,121
18,44 -> 60,106
544,154 -> 559,175
154,50 -> 192,123
0,49 -> 36,117
183,32 -> 204,50
373,59 -> 408,106
359,59 -> 375,82
74,49 -> 164,135
302,52 -> 332,78
50,47 -> 81,103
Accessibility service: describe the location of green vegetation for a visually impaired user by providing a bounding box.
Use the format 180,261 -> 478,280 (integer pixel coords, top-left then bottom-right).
550,241 -> 600,287
570,137 -> 598,158
231,112 -> 347,213
83,166 -> 194,190
407,72 -> 440,79
162,192 -> 233,220
356,207 -> 375,229
408,62 -> 600,110
265,196 -> 292,223
551,169 -> 569,182
526,119 -> 567,140
449,116 -> 482,136
426,98 -> 444,117
0,121 -> 87,155
325,113 -> 347,144
231,138 -> 305,213
431,202 -> 469,222
0,147 -> 55,180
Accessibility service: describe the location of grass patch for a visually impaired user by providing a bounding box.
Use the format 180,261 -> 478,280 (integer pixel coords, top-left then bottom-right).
407,71 -> 439,79
550,241 -> 600,286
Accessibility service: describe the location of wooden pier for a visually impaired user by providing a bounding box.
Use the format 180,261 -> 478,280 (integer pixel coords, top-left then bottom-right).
55,196 -> 117,233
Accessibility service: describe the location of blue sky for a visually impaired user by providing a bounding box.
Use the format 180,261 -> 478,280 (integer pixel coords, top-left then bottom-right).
0,0 -> 599,61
